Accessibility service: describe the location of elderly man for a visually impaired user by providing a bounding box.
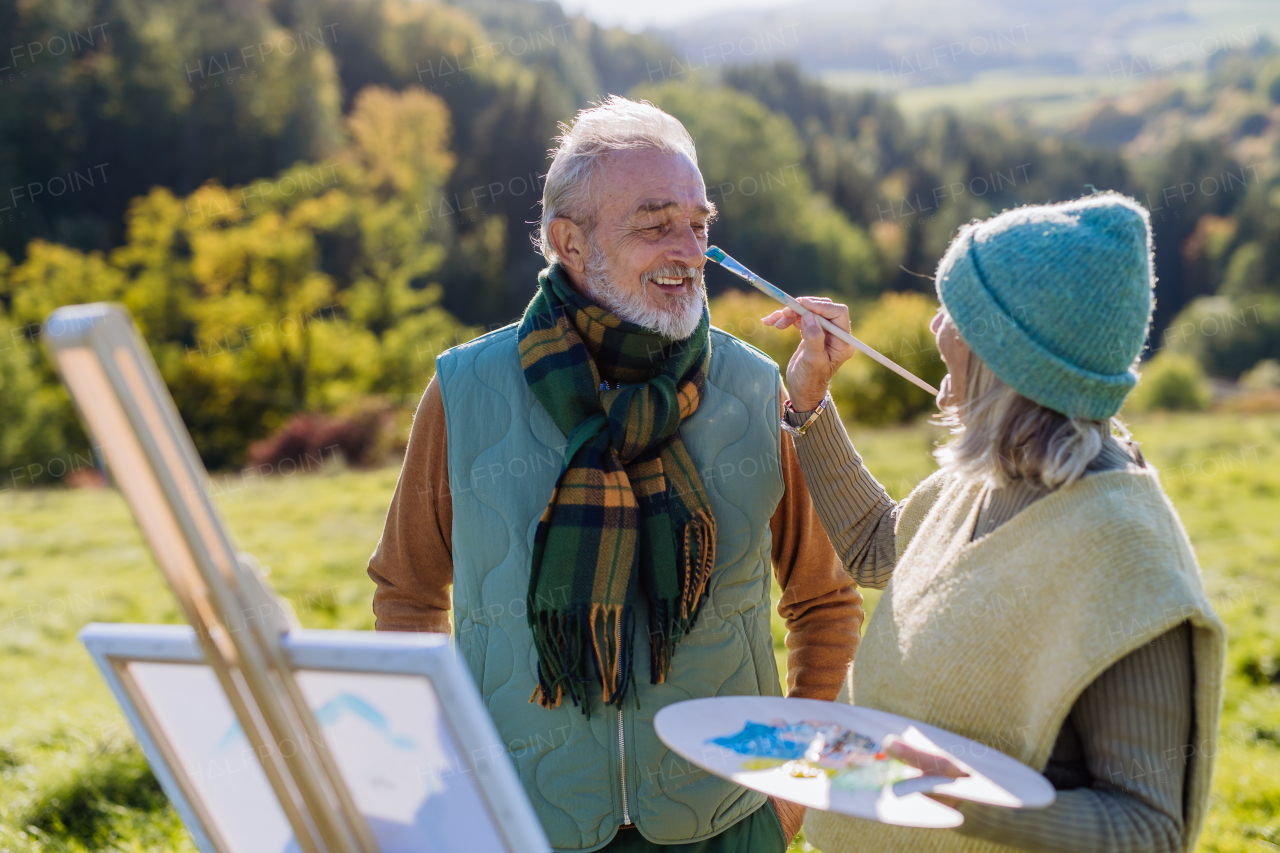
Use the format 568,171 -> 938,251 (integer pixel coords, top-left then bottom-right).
367,95 -> 861,852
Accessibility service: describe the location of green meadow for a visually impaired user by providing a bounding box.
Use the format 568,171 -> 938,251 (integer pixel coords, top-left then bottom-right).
1,412 -> 1277,852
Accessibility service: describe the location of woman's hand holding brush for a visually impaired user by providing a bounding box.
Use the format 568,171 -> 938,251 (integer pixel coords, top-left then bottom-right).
705,246 -> 937,398
764,297 -> 859,412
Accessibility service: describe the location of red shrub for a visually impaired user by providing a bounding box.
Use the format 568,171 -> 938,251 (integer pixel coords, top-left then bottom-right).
246,400 -> 399,472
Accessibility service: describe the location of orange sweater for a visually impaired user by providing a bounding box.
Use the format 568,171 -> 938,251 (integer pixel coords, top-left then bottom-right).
367,376 -> 863,701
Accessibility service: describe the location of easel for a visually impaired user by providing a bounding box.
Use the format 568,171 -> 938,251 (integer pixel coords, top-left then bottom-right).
44,304 -> 548,853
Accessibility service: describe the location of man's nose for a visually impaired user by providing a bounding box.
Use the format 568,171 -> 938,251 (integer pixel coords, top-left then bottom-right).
669,223 -> 705,269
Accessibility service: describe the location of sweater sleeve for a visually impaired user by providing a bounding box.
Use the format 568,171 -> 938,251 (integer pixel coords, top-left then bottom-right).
367,376 -> 454,633
954,623 -> 1193,853
770,390 -> 865,702
785,397 -> 900,589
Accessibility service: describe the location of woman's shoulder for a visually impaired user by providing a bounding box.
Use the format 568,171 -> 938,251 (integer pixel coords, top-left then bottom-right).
1039,468 -> 1204,577
893,468 -> 954,554
1068,467 -> 1172,525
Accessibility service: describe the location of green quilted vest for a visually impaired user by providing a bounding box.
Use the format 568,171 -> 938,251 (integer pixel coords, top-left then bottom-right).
437,324 -> 785,851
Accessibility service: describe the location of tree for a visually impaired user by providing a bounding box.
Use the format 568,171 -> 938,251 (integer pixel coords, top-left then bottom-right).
1,87 -> 469,473
0,0 -> 347,260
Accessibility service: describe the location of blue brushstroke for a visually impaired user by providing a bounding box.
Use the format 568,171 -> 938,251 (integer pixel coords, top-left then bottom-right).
215,693 -> 417,752
710,721 -> 809,760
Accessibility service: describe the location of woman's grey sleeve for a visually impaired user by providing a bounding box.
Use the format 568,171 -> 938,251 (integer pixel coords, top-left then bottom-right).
953,623 -> 1193,853
787,400 -> 900,589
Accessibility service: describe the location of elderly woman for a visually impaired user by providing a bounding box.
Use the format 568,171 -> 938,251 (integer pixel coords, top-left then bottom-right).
762,194 -> 1226,853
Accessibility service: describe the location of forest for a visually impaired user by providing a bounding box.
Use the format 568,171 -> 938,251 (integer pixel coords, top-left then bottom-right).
1,0 -> 1278,478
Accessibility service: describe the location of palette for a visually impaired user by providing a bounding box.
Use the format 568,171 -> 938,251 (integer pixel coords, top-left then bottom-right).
654,696 -> 1054,828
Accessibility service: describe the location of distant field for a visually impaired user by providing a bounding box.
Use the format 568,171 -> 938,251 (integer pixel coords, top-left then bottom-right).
819,68 -> 1210,128
812,0 -> 1280,128
1,412 -> 1277,852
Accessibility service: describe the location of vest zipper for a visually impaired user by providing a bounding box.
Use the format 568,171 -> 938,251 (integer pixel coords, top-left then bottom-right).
617,617 -> 630,825
618,707 -> 630,824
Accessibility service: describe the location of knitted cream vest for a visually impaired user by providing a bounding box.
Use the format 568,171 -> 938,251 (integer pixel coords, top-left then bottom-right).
806,468 -> 1226,853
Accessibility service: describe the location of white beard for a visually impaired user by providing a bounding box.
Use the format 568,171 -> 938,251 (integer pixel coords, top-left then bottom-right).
583,238 -> 706,341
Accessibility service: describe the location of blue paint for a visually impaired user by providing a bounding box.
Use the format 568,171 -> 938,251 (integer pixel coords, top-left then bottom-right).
711,720 -> 810,760
216,693 -> 417,752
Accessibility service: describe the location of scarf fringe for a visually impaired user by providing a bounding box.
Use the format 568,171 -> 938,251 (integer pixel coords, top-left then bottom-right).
529,603 -> 636,719
528,514 -> 717,714
650,509 -> 717,685
528,506 -> 714,713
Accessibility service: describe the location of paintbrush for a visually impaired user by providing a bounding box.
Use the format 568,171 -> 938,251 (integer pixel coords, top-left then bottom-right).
704,246 -> 940,396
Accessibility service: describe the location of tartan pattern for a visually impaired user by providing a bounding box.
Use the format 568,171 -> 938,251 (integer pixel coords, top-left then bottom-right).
517,264 -> 716,717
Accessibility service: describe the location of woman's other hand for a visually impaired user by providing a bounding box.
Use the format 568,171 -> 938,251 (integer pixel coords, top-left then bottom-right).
763,297 -> 857,412
883,733 -> 970,809
882,734 -> 970,778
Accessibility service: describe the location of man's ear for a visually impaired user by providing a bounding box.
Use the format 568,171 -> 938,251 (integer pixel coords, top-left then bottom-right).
548,217 -> 588,275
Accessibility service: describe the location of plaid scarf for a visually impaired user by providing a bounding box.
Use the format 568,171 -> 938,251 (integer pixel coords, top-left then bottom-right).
518,264 -> 716,717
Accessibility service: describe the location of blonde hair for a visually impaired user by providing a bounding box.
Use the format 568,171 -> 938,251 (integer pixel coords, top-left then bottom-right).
934,349 -> 1143,490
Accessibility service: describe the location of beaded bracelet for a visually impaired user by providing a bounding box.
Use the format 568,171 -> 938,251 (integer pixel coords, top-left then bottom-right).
780,394 -> 829,437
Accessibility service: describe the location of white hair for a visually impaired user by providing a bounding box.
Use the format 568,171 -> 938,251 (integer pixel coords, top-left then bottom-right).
934,349 -> 1143,490
536,95 -> 699,263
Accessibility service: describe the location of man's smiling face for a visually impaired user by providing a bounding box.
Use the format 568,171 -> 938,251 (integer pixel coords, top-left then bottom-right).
550,147 -> 716,340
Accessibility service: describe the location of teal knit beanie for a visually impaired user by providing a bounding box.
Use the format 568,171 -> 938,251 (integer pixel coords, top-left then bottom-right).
935,192 -> 1155,420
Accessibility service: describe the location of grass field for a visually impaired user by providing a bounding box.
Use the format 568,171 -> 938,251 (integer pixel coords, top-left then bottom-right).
1,412 -> 1277,852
